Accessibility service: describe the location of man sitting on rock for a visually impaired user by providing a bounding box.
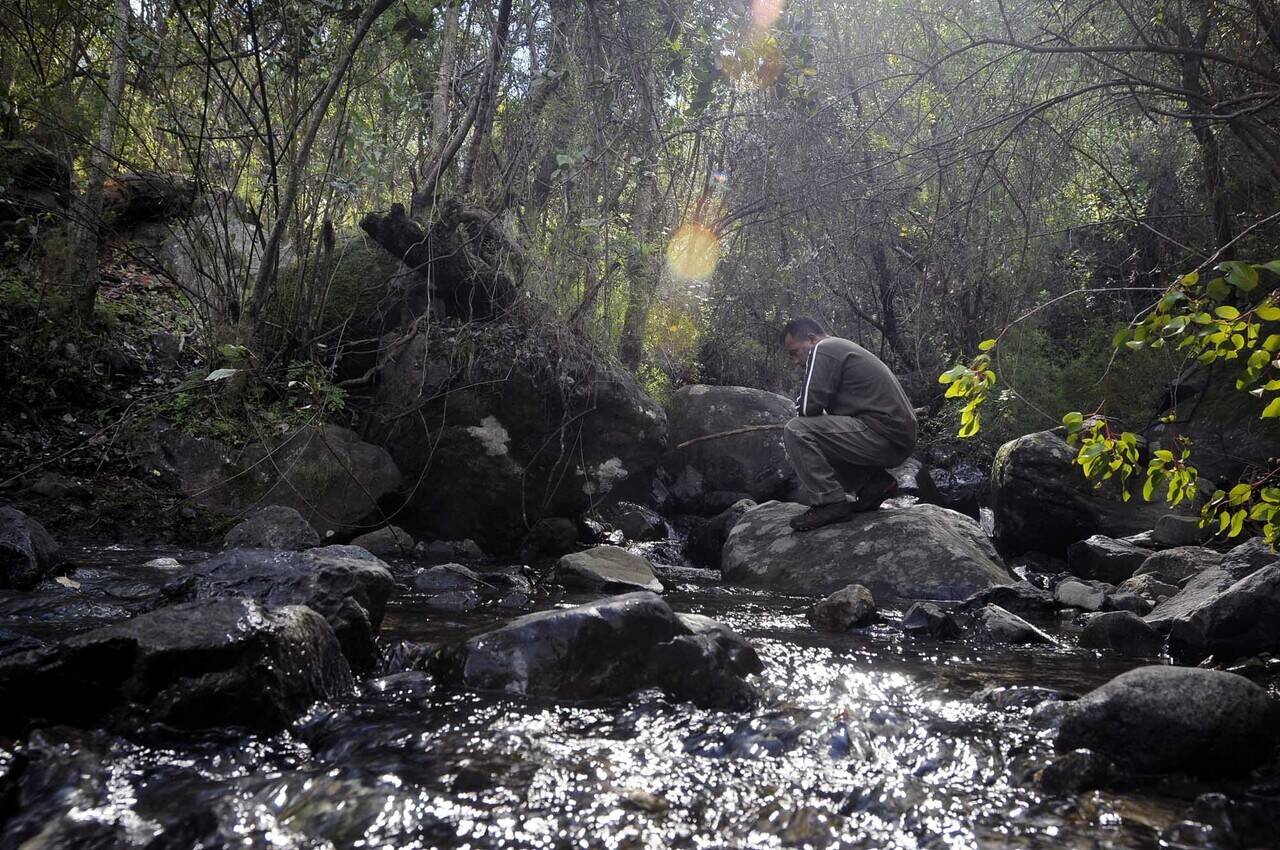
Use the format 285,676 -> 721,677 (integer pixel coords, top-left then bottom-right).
781,318 -> 918,531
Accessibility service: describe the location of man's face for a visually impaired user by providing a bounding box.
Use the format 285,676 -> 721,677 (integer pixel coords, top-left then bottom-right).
784,333 -> 820,368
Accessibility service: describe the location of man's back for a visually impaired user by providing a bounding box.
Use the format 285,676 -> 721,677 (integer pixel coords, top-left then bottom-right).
798,336 -> 917,450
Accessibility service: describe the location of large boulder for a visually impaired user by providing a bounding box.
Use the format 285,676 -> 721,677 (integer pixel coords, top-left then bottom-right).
990,430 -> 1175,555
553,545 -> 663,593
160,545 -> 395,671
660,385 -> 797,513
0,597 -> 352,734
429,592 -> 759,708
137,421 -> 401,535
0,506 -> 60,590
1165,564 -> 1280,663
1135,546 -> 1222,584
1220,537 -> 1279,577
1145,568 -> 1240,632
1055,666 -> 1276,774
721,501 -> 1012,600
1079,611 -> 1163,657
367,322 -> 668,553
222,505 -> 320,551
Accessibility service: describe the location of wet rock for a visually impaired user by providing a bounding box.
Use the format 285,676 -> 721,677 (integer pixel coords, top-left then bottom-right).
349,525 -> 415,558
413,538 -> 487,564
1079,611 -> 1164,657
686,498 -> 756,567
1035,749 -> 1117,794
676,613 -> 765,675
553,545 -> 663,593
960,581 -> 1056,619
723,501 -> 1012,601
29,472 -> 92,501
0,597 -> 352,733
1165,564 -> 1280,663
413,563 -> 493,593
926,462 -> 988,517
660,385 -> 797,513
973,685 -> 1073,710
973,605 -> 1056,645
424,590 -> 482,613
0,507 -> 61,593
1056,666 -> 1275,774
1104,591 -> 1152,615
496,591 -> 531,610
605,501 -> 667,541
430,592 -> 759,708
520,518 -> 579,560
807,584 -> 877,631
1054,579 -> 1106,611
1066,535 -> 1149,583
1117,573 -> 1179,602
1145,568 -> 1239,632
1136,546 -> 1222,583
1154,514 -> 1208,547
1220,536 -> 1280,578
991,430 -> 1176,555
161,545 -> 395,671
222,504 -> 321,551
901,602 -> 963,640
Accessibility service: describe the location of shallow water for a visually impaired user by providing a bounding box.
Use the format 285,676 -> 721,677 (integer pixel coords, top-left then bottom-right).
0,542 -> 1275,849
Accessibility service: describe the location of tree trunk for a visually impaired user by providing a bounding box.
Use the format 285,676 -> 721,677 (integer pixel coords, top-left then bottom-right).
70,0 -> 130,323
429,0 -> 461,157
617,59 -> 661,371
458,0 -> 514,200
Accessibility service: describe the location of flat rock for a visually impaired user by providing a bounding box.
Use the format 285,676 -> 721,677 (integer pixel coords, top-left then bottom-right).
1056,666 -> 1276,774
0,597 -> 352,733
1079,611 -> 1163,657
554,545 -> 663,593
1220,537 -> 1279,578
1145,568 -> 1239,632
961,581 -> 1057,619
1066,536 -> 1149,583
974,604 -> 1056,645
1117,574 -> 1179,601
1136,546 -> 1222,584
1054,579 -> 1106,611
722,501 -> 1012,601
0,506 -> 60,590
430,592 -> 759,708
161,545 -> 395,671
1165,564 -> 1280,663
222,505 -> 320,551
413,563 -> 492,593
808,584 -> 876,631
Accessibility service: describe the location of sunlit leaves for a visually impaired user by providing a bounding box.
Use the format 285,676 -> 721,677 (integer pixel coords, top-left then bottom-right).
938,344 -> 996,438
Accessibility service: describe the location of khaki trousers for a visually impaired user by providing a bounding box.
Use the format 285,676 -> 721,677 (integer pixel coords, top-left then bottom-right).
783,415 -> 911,506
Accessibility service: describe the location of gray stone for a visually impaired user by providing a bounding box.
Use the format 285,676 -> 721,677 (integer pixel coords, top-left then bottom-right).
430,592 -> 759,708
1165,564 -> 1280,663
1154,514 -> 1208,547
961,581 -> 1057,619
1066,535 -> 1149,583
0,597 -> 352,734
1136,546 -> 1222,583
1104,591 -> 1152,615
685,498 -> 756,567
413,563 -> 492,593
1054,579 -> 1106,611
1220,537 -> 1280,578
974,605 -> 1056,645
901,602 -> 963,640
349,525 -> 416,558
161,545 -> 395,671
1145,568 -> 1239,632
1056,666 -> 1276,774
424,590 -> 482,613
554,545 -> 663,593
1117,573 -> 1179,601
1079,611 -> 1164,657
1035,750 -> 1117,794
222,505 -> 320,551
808,584 -> 877,631
606,501 -> 667,542
0,506 -> 60,590
661,385 -> 797,512
722,501 -> 1012,601
991,430 -> 1179,555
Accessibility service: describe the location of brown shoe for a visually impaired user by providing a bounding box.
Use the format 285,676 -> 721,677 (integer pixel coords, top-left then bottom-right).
790,500 -> 856,532
851,476 -> 898,512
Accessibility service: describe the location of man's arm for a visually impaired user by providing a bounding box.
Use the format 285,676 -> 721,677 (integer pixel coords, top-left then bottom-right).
798,343 -> 838,416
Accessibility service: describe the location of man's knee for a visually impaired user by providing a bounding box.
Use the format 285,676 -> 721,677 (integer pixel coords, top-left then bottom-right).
783,416 -> 811,450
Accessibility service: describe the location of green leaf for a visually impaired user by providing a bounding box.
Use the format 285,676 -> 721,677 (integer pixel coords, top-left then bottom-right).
1256,305 -> 1280,322
1207,278 -> 1232,300
1215,305 -> 1241,320
1260,260 -> 1280,276
1112,327 -> 1132,348
1227,262 -> 1260,291
1180,270 -> 1200,286
977,338 -> 997,351
1263,397 -> 1280,419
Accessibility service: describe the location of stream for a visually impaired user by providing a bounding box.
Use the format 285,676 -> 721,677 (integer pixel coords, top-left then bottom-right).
0,540 -> 1276,849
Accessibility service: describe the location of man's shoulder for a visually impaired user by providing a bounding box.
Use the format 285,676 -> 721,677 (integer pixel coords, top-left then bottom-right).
817,337 -> 864,356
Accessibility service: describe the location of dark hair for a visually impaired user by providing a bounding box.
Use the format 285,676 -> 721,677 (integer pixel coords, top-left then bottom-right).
781,317 -> 827,343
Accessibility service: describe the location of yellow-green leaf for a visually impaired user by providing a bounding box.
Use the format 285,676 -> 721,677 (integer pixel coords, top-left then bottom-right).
977,338 -> 997,351
1263,397 -> 1280,418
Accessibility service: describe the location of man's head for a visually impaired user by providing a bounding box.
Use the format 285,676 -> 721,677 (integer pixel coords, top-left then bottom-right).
781,317 -> 828,366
